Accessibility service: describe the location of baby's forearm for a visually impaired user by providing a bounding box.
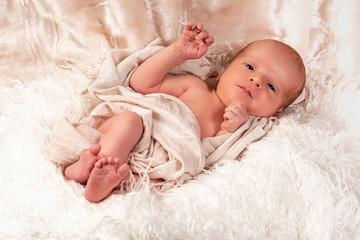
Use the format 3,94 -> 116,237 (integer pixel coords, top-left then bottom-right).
130,44 -> 186,94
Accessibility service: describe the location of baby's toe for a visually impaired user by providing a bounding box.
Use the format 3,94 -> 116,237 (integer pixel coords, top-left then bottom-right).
98,157 -> 108,166
117,164 -> 130,177
106,157 -> 114,164
113,157 -> 120,164
89,144 -> 101,155
95,161 -> 102,168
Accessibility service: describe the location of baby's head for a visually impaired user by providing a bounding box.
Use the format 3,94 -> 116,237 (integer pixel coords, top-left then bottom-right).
216,39 -> 306,117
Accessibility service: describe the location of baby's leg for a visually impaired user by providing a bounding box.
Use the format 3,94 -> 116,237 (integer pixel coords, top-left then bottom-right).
84,156 -> 130,203
97,110 -> 144,161
64,144 -> 101,183
85,111 -> 144,202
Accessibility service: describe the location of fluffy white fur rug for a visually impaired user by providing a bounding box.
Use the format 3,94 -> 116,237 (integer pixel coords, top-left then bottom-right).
1,0 -> 360,239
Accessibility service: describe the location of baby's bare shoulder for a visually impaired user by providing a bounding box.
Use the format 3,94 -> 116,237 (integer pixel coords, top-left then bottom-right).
177,74 -> 209,89
167,75 -> 212,106
169,73 -> 204,82
165,73 -> 209,94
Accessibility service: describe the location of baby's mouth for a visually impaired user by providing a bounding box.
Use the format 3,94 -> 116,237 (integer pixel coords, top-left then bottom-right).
240,86 -> 252,98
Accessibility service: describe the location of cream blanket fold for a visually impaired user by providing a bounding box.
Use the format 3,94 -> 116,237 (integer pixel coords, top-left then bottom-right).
48,39 -> 276,187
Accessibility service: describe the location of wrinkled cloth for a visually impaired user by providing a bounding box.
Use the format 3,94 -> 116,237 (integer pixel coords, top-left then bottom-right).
48,39 -> 276,186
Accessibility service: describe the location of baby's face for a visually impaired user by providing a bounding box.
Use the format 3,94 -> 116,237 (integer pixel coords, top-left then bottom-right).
216,40 -> 304,117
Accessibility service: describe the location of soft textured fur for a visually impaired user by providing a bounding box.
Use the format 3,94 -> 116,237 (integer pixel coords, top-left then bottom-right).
0,0 -> 359,239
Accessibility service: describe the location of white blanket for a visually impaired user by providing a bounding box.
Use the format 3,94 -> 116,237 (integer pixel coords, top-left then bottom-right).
49,38 -> 275,186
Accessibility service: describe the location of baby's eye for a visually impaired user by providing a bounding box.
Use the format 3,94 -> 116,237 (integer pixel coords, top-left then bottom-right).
268,83 -> 276,92
245,64 -> 254,71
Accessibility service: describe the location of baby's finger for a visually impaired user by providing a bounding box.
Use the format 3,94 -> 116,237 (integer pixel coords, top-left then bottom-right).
204,36 -> 214,46
192,23 -> 203,33
235,106 -> 248,116
196,29 -> 209,40
225,104 -> 237,114
223,110 -> 236,120
228,102 -> 246,113
196,42 -> 209,58
184,21 -> 194,30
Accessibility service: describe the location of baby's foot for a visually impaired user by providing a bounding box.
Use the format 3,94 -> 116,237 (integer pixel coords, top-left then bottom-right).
64,144 -> 101,183
84,156 -> 130,203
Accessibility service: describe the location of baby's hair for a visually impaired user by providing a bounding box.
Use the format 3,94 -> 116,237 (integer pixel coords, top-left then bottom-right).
238,39 -> 306,109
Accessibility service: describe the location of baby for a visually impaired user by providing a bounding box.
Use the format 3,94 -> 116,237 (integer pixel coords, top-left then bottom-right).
65,22 -> 305,202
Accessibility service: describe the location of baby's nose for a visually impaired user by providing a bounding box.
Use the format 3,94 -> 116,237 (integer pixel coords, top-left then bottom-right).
250,77 -> 262,88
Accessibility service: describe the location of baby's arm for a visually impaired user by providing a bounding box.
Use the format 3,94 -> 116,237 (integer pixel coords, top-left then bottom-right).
130,22 -> 214,95
216,102 -> 249,136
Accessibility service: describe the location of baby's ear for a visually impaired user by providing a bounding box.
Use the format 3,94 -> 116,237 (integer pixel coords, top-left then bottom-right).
216,74 -> 221,81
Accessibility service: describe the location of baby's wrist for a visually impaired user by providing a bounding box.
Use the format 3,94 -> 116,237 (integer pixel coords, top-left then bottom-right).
171,44 -> 188,62
216,128 -> 231,136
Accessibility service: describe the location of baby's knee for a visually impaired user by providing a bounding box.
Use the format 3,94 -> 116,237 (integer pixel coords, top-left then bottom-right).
117,110 -> 143,127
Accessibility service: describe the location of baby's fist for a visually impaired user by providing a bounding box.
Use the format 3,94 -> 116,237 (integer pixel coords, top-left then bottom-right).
173,22 -> 214,60
221,102 -> 248,133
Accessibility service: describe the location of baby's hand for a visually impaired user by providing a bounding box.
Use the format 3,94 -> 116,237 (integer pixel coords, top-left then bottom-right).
221,102 -> 249,133
173,22 -> 214,60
